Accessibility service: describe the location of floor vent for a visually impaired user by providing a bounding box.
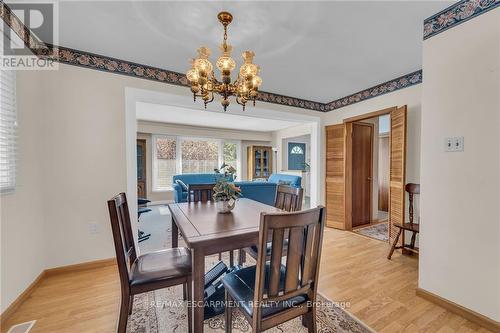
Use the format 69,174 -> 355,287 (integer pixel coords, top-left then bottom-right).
6,320 -> 36,333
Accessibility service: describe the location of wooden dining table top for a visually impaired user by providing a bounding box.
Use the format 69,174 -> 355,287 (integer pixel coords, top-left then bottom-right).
168,198 -> 282,249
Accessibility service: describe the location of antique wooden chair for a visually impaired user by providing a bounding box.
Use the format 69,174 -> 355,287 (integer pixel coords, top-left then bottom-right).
387,183 -> 420,259
107,193 -> 192,333
223,207 -> 325,333
241,185 -> 304,263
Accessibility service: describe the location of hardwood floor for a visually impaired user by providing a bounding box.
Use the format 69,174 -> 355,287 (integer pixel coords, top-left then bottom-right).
2,228 -> 492,333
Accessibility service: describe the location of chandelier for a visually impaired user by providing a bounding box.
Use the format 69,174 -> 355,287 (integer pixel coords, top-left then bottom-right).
186,12 -> 262,112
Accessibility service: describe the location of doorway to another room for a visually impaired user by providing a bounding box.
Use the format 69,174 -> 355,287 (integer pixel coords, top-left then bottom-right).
350,115 -> 390,242
325,106 -> 407,246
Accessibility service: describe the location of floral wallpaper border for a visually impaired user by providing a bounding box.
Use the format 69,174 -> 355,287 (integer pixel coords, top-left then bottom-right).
424,0 -> 499,40
326,70 -> 423,111
1,1 -> 425,113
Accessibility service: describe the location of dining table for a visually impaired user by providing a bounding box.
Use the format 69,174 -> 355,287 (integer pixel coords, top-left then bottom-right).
168,198 -> 281,333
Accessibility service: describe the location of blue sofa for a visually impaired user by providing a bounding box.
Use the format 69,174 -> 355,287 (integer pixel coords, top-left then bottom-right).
172,173 -> 233,203
234,174 -> 302,206
173,173 -> 301,206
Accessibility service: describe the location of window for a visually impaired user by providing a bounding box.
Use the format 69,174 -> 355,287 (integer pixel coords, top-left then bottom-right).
153,136 -> 177,191
223,141 -> 237,169
181,138 -> 219,174
0,70 -> 17,193
151,135 -> 241,191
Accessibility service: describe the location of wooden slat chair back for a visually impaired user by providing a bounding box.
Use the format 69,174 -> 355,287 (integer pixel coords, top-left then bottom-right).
240,185 -> 304,264
274,185 -> 304,212
188,183 -> 215,203
251,207 -> 325,332
108,193 -> 137,288
387,183 -> 420,259
108,193 -> 192,333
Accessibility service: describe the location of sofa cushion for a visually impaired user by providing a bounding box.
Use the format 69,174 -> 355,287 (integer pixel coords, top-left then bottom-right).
175,179 -> 188,192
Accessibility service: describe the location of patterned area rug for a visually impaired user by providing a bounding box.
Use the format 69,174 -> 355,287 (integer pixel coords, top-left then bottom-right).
353,222 -> 388,242
127,255 -> 374,333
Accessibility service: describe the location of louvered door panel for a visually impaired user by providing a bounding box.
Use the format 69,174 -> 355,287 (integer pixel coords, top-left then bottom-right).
325,124 -> 346,229
389,106 -> 407,245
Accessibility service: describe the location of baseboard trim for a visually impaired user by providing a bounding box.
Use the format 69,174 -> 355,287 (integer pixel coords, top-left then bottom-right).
45,258 -> 116,276
0,258 -> 116,326
416,288 -> 500,332
0,271 -> 45,328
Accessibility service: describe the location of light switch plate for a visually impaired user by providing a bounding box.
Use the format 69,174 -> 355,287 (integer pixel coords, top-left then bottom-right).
454,137 -> 464,151
445,137 -> 464,152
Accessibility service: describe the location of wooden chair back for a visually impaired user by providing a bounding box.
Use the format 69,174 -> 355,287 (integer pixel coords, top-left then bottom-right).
107,193 -> 137,290
188,184 -> 215,203
274,185 -> 304,212
405,183 -> 420,225
253,206 -> 325,321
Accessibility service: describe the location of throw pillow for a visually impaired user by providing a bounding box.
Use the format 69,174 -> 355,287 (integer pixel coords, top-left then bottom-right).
175,179 -> 188,192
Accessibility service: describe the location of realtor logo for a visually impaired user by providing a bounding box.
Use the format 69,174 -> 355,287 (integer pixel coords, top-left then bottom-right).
1,1 -> 58,69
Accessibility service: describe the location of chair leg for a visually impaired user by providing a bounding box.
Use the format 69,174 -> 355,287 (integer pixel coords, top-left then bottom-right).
128,295 -> 134,315
183,282 -> 187,301
187,280 -> 192,333
387,228 -> 402,260
238,249 -> 246,266
218,252 -> 222,261
303,307 -> 316,333
410,231 -> 417,249
117,293 -> 130,333
225,291 -> 232,333
229,251 -> 234,268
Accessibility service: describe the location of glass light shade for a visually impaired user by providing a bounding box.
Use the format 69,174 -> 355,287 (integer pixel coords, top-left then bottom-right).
194,58 -> 213,74
186,69 -> 200,83
252,76 -> 262,88
216,56 -> 236,72
239,63 -> 258,78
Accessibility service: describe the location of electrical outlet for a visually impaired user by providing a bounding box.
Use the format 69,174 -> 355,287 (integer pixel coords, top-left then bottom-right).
89,222 -> 100,234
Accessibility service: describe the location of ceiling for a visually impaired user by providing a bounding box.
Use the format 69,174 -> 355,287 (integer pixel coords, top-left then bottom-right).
136,102 -> 303,132
57,1 -> 452,103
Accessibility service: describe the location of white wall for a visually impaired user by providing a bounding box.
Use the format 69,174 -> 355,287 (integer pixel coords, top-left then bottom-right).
0,70 -> 47,313
420,9 -> 500,321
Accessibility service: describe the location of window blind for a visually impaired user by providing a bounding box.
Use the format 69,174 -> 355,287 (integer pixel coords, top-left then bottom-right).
0,69 -> 17,193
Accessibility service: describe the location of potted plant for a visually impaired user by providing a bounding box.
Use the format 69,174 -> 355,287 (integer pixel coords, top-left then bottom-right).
213,164 -> 241,213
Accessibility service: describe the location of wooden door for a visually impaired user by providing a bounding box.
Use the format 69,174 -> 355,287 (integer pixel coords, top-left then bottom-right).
378,135 -> 389,211
389,106 -> 407,245
325,124 -> 346,229
351,123 -> 373,227
137,139 -> 147,198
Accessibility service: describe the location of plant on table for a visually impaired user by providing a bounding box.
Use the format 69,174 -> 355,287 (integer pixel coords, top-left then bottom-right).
213,164 -> 241,213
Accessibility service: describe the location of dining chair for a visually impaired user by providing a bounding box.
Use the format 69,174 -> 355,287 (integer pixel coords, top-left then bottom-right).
241,185 -> 304,263
187,183 -> 234,265
107,193 -> 192,333
223,206 -> 325,333
387,183 -> 420,259
187,183 -> 215,203
274,184 -> 304,212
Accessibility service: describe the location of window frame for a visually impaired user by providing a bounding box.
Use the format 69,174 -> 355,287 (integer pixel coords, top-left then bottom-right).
0,70 -> 17,194
152,134 -> 178,192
